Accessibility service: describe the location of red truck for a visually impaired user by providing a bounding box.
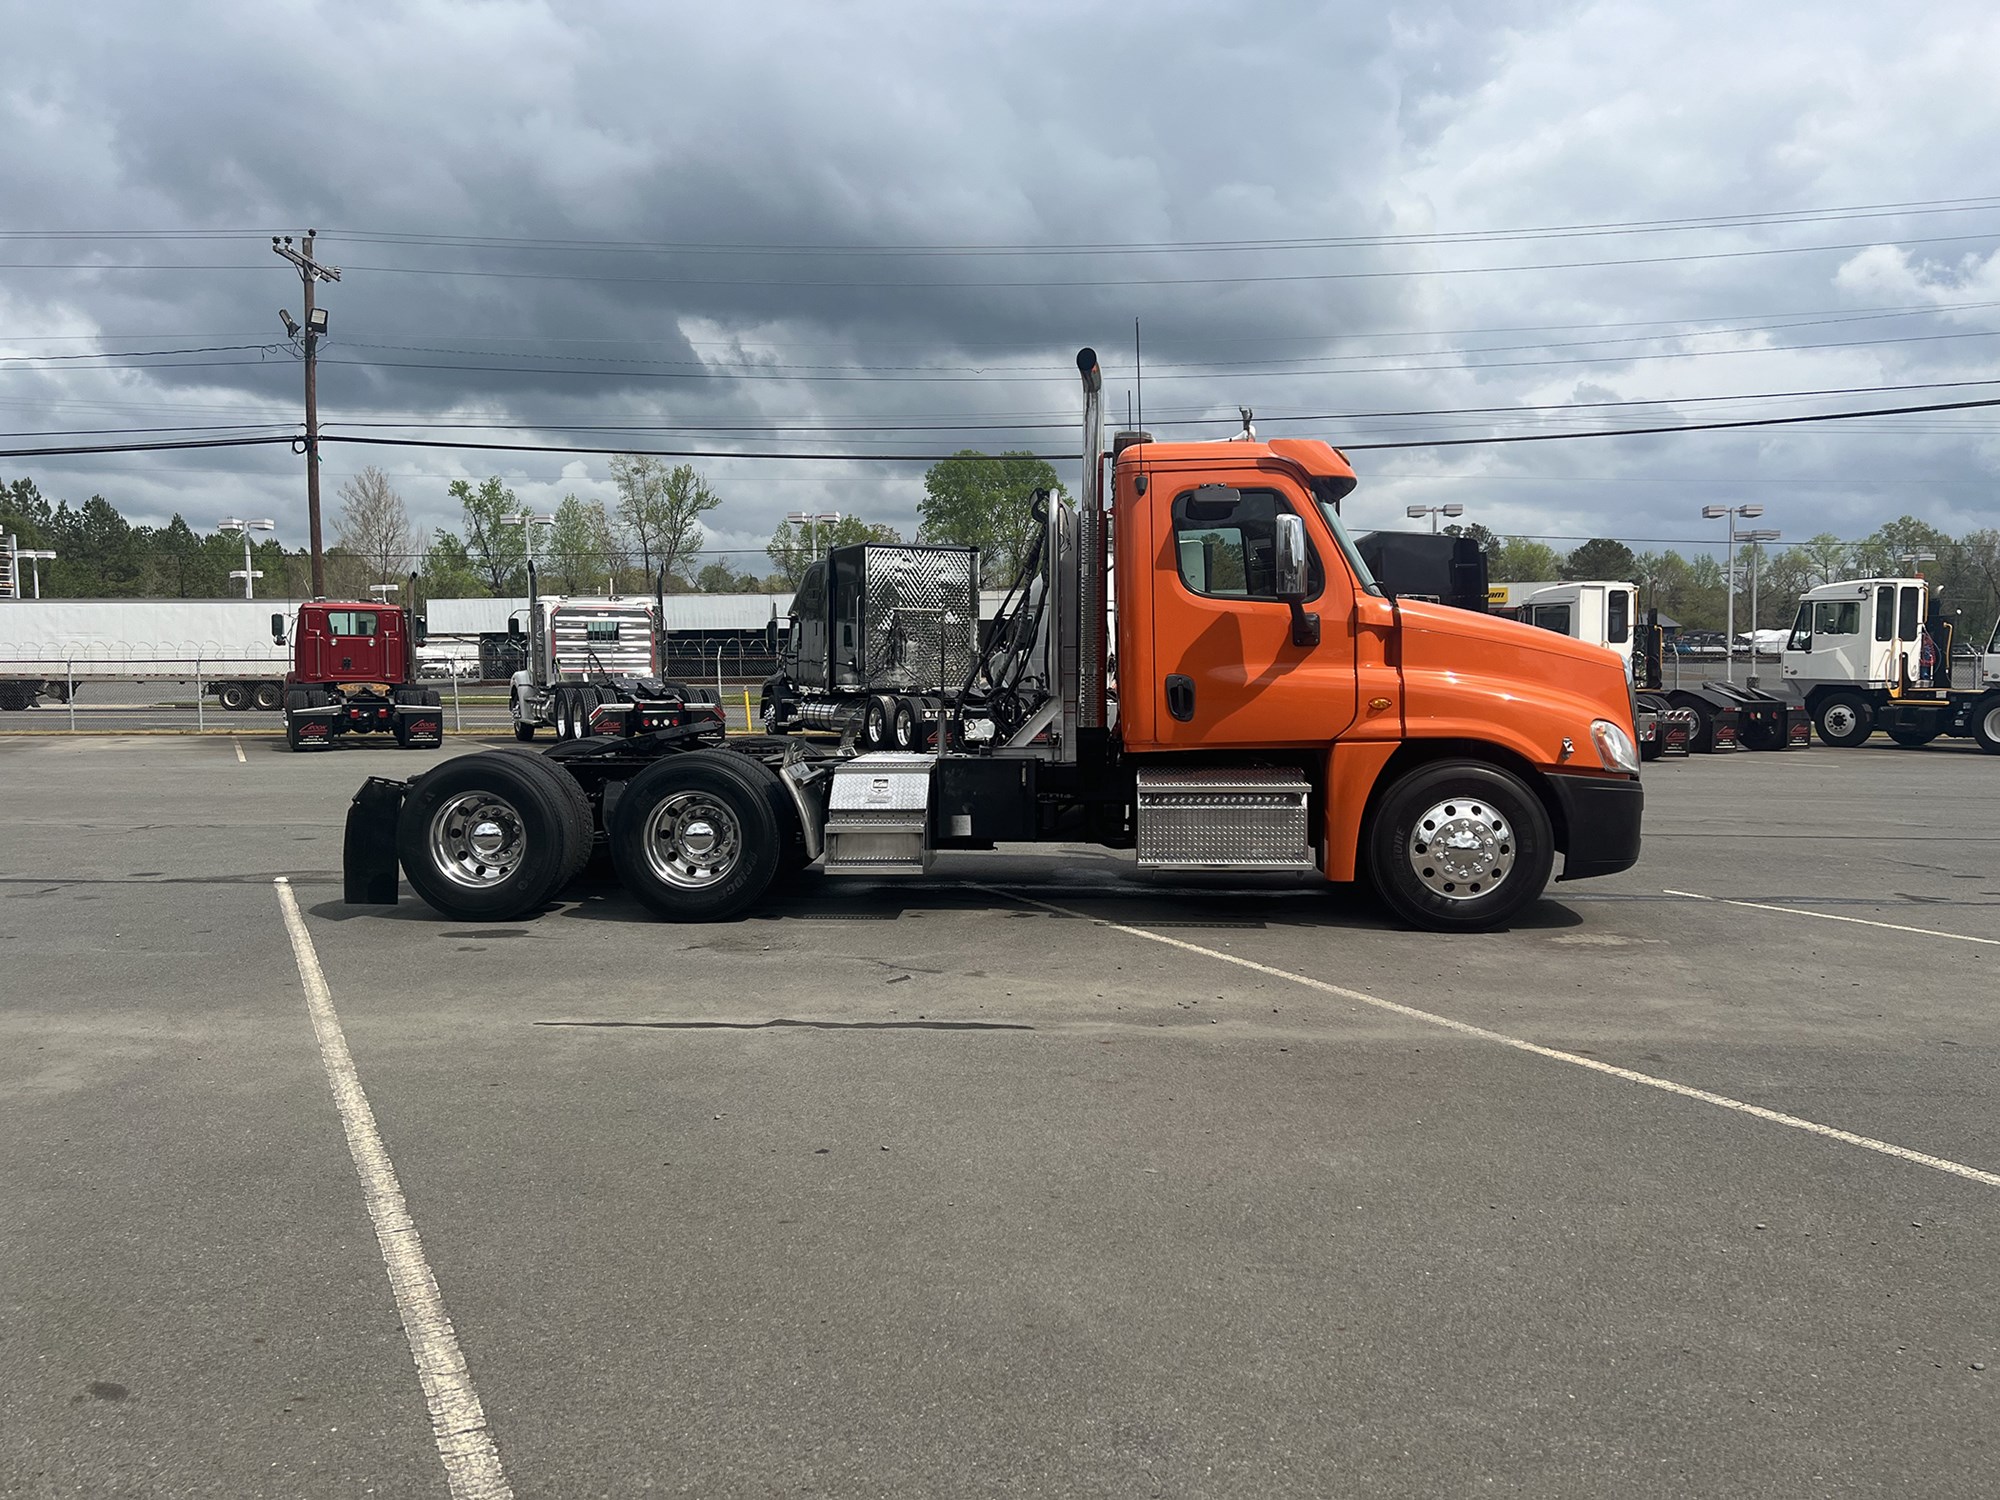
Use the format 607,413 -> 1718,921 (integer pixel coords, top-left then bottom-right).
274,596 -> 444,751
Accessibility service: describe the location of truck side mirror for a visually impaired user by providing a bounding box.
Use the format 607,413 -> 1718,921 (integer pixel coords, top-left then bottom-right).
1274,512 -> 1320,648
1275,513 -> 1309,600
270,613 -> 285,644
507,617 -> 522,639
412,615 -> 428,646
765,619 -> 779,651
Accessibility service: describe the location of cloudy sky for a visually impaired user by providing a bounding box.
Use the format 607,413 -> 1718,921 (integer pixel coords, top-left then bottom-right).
4,0 -> 1998,576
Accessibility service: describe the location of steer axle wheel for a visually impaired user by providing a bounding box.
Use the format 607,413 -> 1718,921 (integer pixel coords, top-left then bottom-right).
1813,693 -> 1873,747
1974,696 -> 2000,755
1366,761 -> 1555,932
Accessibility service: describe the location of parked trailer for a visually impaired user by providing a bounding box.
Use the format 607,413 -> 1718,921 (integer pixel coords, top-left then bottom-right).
1781,577 -> 2000,751
0,598 -> 299,712
341,349 -> 1643,934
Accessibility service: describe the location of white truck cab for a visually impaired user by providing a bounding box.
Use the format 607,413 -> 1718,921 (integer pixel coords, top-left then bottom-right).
1488,580 -> 1637,672
1781,577 -> 2000,750
508,594 -> 666,740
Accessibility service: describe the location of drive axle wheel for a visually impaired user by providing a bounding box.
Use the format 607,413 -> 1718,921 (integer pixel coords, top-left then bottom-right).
217,682 -> 251,712
609,750 -> 781,921
395,752 -> 582,920
1813,693 -> 1872,747
1366,761 -> 1554,932
1973,695 -> 2000,755
252,682 -> 283,712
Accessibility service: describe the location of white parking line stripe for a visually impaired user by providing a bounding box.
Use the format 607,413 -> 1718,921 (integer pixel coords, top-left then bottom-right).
274,878 -> 514,1500
977,883 -> 2000,1192
1663,887 -> 2000,946
233,739 -> 247,763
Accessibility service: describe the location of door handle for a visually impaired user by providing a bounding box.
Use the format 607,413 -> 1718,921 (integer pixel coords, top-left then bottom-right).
1165,674 -> 1195,722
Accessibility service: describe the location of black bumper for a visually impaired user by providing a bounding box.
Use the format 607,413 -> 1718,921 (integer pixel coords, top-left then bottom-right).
1547,772 -> 1643,881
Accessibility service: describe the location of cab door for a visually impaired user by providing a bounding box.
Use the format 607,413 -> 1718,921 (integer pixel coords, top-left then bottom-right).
1146,480 -> 1357,749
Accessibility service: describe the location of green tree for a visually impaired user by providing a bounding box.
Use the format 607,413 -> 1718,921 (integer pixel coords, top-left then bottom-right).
765,513 -> 902,588
1560,537 -> 1638,581
449,477 -> 528,594
1796,533 -> 1851,586
545,494 -> 623,594
1442,520 -> 1499,552
611,456 -> 720,585
1488,537 -> 1563,582
420,530 -> 487,598
918,451 -> 1064,580
1852,516 -> 1953,577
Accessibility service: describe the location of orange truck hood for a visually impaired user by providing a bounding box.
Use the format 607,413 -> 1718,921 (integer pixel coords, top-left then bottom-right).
1388,597 -> 1636,766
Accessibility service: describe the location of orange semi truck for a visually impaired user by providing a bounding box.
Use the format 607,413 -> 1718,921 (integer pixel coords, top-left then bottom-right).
341,348 -> 1641,931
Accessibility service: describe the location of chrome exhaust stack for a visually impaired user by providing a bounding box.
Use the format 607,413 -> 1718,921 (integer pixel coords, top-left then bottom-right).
1075,348 -> 1106,739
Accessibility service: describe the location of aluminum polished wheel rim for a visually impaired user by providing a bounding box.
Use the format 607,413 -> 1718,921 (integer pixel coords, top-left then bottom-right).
1408,798 -> 1514,900
642,790 -> 743,890
429,790 -> 528,889
1822,702 -> 1859,738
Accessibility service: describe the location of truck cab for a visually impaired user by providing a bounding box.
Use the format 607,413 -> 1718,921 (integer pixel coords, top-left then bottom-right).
274,595 -> 442,751
1781,578 -> 2000,750
1487,580 -> 1636,674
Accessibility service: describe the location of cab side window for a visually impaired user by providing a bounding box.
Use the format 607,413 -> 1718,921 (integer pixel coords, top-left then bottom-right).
1814,601 -> 1859,636
1606,592 -> 1630,645
1170,489 -> 1322,601
1874,586 -> 1895,642
325,610 -> 378,638
1529,603 -> 1572,636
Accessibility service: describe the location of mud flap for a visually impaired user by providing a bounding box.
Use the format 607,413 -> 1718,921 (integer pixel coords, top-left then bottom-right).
344,776 -> 407,904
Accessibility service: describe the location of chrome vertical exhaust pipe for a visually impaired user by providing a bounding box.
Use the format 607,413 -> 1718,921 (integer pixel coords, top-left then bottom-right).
1075,348 -> 1106,735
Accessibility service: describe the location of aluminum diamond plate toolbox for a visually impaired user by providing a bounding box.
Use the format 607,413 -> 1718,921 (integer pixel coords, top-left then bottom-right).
1134,765 -> 1316,869
824,752 -> 935,875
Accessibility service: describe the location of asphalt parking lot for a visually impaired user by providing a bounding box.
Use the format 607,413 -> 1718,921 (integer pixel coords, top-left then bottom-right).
3,733 -> 1996,1497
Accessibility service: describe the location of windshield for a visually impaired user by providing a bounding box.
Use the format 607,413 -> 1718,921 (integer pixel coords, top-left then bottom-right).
1313,488 -> 1383,596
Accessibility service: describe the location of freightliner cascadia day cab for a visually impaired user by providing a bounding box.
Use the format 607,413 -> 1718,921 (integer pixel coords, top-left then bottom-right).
341,349 -> 1644,932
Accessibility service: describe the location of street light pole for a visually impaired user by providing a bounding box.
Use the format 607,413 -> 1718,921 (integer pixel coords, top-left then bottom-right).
20,549 -> 55,598
1701,504 -> 1765,684
500,512 -> 558,583
1739,528 -> 1781,687
785,510 -> 842,564
218,518 -> 275,599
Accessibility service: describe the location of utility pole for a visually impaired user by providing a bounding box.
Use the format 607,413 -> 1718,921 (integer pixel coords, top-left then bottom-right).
273,232 -> 341,598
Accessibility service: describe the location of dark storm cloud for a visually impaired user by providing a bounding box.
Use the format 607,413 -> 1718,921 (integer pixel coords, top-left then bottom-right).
3,0 -> 1998,563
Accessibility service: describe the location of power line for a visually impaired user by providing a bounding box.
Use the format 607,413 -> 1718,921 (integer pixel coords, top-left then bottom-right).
7,228 -> 2000,291
7,193 -> 1999,254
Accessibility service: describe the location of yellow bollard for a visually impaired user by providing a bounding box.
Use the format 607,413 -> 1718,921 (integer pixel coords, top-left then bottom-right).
742,688 -> 754,735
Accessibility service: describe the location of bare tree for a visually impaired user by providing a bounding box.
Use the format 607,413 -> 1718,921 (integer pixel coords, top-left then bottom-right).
611,455 -> 720,587
334,466 -> 415,586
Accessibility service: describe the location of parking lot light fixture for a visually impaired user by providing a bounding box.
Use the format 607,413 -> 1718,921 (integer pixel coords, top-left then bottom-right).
1405,503 -> 1465,534
785,510 -> 842,560
218,518 -> 275,598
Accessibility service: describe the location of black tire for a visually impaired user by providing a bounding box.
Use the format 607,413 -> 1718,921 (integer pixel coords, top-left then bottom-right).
1738,715 -> 1784,751
514,721 -> 536,742
252,682 -> 283,712
497,750 -> 596,890
608,749 -> 782,921
0,683 -> 36,711
722,748 -> 811,878
1671,696 -> 1715,753
1813,693 -> 1873,747
217,682 -> 251,712
396,752 -> 579,920
1971,695 -> 2000,754
1365,761 -> 1555,932
422,688 -> 442,709
862,695 -> 892,751
891,697 -> 919,751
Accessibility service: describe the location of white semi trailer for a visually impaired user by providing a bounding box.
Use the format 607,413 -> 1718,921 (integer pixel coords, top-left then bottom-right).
0,598 -> 299,712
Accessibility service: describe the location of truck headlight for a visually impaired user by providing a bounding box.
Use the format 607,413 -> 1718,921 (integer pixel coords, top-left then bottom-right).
1590,719 -> 1640,776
